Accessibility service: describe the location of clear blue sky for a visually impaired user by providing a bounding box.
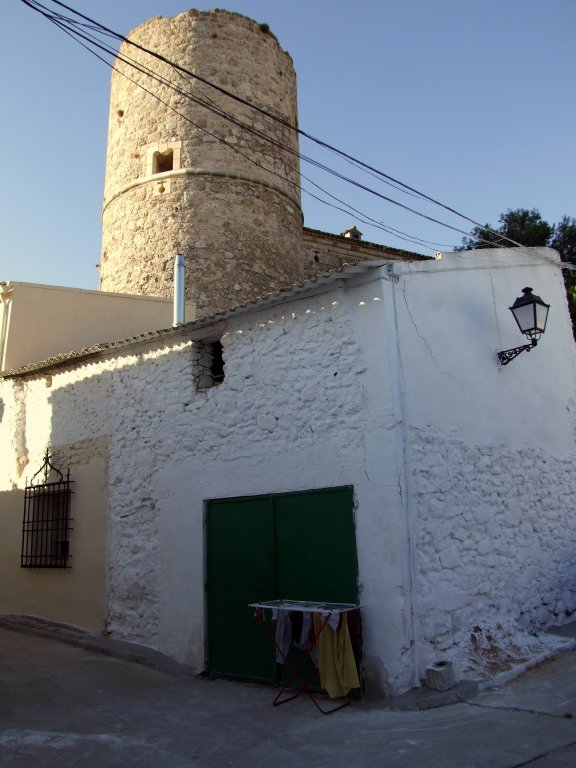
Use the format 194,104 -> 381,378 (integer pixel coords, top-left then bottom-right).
2,0 -> 575,289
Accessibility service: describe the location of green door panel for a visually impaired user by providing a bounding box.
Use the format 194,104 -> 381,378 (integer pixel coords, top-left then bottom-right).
206,496 -> 276,683
206,486 -> 358,684
274,486 -> 358,603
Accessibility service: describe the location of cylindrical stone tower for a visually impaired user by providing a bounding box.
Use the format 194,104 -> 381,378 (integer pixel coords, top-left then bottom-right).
100,9 -> 304,317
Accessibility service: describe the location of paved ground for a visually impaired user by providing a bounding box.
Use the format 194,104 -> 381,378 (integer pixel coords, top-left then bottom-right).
1,626 -> 576,767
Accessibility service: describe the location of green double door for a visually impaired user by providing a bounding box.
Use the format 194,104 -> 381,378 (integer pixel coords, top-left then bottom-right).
206,486 -> 358,684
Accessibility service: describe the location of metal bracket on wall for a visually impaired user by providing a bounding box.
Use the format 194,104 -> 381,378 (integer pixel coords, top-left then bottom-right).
497,340 -> 537,366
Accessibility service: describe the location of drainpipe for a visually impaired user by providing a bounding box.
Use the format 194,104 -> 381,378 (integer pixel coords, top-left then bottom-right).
173,254 -> 185,327
0,283 -> 14,371
388,264 -> 420,688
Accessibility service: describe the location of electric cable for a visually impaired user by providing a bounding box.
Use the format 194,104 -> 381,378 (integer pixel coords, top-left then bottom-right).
19,0 -> 549,258
36,0 -> 540,251
21,1 -> 455,251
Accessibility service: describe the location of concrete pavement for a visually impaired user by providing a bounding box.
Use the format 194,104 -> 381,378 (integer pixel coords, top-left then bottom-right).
1,625 -> 576,767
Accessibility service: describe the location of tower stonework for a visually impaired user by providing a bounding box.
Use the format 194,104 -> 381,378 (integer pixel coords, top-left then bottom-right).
100,9 -> 304,317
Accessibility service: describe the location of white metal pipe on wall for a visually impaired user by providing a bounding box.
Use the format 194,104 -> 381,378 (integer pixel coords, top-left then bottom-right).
173,254 -> 185,326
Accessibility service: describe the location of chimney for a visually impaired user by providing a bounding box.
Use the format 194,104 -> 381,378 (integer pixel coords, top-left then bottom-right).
341,226 -> 363,241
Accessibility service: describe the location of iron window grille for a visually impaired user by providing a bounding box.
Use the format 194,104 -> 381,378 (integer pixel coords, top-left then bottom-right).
21,451 -> 74,569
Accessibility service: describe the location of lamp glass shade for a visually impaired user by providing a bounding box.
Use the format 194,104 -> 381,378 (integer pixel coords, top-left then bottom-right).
510,287 -> 550,338
535,301 -> 549,331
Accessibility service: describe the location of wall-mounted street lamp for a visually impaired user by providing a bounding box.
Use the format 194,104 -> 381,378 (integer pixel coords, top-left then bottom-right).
497,287 -> 550,366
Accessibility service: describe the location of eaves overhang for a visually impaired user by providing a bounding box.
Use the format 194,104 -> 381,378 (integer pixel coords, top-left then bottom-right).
1,259 -> 396,379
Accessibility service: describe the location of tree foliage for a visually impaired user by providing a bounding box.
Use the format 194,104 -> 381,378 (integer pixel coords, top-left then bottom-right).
550,215 -> 576,262
458,208 -> 554,251
458,208 -> 576,340
550,216 -> 576,340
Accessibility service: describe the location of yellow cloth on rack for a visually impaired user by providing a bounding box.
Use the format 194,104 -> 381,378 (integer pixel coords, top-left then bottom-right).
313,612 -> 360,698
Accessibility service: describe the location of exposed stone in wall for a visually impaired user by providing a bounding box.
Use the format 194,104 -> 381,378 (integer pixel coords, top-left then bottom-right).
102,300 -> 369,649
0,381 -> 28,486
102,176 -> 304,317
101,344 -> 195,643
53,436 -> 108,474
302,228 -> 427,279
180,296 -> 367,464
100,9 -> 304,316
0,344 -> 192,643
0,295 -> 373,663
412,426 -> 576,673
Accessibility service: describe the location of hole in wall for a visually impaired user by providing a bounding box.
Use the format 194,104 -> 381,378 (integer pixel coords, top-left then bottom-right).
152,149 -> 174,174
197,339 -> 225,389
210,341 -> 225,386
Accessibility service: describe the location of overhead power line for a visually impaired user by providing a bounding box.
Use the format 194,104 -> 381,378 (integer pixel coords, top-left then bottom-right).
20,0 -> 543,258
28,3 -> 448,251
20,0 -> 463,251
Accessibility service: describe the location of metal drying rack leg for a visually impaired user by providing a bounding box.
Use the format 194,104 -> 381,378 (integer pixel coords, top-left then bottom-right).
253,609 -> 351,715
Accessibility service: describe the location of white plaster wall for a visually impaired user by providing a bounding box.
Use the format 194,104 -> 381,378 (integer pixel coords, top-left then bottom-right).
0,370 -> 110,630
4,249 -> 572,693
0,285 -> 414,696
0,281 -> 195,373
111,288 -> 413,695
390,248 -> 576,451
389,248 -> 576,675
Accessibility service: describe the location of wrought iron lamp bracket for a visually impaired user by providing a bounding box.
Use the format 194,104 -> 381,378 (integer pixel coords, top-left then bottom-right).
497,339 -> 537,366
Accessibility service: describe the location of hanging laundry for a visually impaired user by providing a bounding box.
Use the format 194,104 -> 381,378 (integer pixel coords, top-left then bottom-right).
294,611 -> 318,666
313,612 -> 360,698
272,609 -> 322,666
271,608 -> 293,663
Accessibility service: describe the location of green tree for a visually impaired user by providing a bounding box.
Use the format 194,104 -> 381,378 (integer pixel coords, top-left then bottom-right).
458,223 -> 507,250
458,208 -> 553,250
458,208 -> 576,340
551,216 -> 576,338
550,215 -> 576,262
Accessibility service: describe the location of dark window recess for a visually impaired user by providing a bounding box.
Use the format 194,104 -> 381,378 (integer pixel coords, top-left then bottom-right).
152,149 -> 174,174
21,451 -> 73,569
211,341 -> 225,385
197,339 -> 225,389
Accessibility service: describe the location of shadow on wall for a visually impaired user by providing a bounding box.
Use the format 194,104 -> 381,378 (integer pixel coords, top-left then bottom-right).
0,487 -> 26,601
40,350 -> 189,644
0,364 -> 111,631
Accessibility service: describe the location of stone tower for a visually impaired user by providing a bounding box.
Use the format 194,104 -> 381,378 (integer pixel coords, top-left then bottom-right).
100,9 -> 304,317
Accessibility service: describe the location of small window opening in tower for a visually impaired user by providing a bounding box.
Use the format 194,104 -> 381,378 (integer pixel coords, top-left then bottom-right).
152,149 -> 174,175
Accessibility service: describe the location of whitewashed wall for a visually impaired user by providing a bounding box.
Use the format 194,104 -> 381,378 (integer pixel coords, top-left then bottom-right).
121,288 -> 415,695
388,247 -> 576,677
0,366 -> 111,630
0,285 -> 416,696
2,247 -> 575,695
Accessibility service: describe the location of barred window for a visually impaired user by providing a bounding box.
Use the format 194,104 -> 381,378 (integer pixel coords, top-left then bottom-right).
21,452 -> 73,569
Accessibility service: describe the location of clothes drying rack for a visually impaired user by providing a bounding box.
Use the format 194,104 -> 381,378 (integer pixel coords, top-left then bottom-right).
249,599 -> 360,715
